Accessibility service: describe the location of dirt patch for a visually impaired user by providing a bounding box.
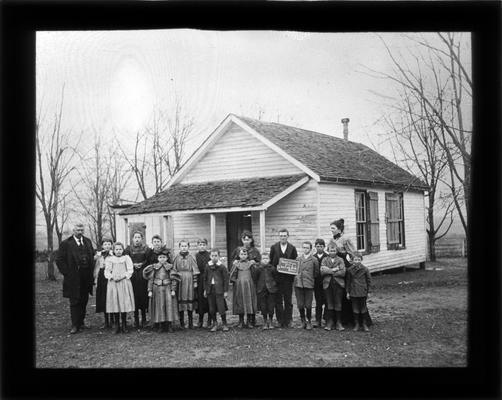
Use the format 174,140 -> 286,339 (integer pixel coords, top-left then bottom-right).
35,258 -> 467,368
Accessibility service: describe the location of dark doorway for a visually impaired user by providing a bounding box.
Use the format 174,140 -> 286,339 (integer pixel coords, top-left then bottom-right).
226,211 -> 252,260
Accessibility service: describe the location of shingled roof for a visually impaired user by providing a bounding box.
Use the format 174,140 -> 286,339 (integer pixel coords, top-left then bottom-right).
236,115 -> 428,190
120,174 -> 307,215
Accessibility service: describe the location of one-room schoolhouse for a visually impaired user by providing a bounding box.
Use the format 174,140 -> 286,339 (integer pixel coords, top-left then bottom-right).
115,114 -> 429,272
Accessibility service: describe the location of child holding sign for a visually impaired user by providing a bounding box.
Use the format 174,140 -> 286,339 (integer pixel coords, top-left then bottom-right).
294,241 -> 319,330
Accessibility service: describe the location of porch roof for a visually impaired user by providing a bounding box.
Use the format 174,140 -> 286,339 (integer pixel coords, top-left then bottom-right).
119,174 -> 308,215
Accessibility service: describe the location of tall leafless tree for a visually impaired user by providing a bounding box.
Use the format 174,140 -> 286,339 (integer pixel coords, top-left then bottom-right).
382,89 -> 456,261
35,85 -> 79,280
72,135 -> 112,246
366,33 -> 471,248
119,100 -> 195,199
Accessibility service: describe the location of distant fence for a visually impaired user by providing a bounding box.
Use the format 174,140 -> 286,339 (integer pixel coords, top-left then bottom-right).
431,237 -> 467,258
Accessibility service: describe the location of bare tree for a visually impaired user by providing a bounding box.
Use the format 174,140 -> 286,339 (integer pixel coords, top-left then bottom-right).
35,85 -> 78,280
118,100 -> 195,199
106,152 -> 132,241
381,88 -> 456,261
72,135 -> 112,246
365,33 -> 471,245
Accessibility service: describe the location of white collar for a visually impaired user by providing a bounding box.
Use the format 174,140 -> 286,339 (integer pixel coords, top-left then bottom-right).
209,261 -> 222,266
73,236 -> 83,244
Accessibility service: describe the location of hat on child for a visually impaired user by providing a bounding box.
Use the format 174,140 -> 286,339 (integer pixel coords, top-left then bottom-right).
159,248 -> 170,256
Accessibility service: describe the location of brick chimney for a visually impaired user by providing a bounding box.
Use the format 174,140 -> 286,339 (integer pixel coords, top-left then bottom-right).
341,118 -> 350,140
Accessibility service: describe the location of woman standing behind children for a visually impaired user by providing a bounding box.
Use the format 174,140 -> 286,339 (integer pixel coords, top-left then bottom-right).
124,232 -> 151,329
93,238 -> 113,329
254,252 -> 279,330
105,242 -> 136,334
202,248 -> 229,332
230,247 -> 258,328
345,252 -> 372,332
294,241 -> 319,330
143,248 -> 180,332
173,240 -> 200,329
195,238 -> 211,328
320,245 -> 346,331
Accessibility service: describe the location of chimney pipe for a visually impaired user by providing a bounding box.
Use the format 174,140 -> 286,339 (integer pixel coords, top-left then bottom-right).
341,118 -> 350,140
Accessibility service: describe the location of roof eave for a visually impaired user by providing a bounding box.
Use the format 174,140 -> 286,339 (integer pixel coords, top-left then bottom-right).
319,176 -> 429,192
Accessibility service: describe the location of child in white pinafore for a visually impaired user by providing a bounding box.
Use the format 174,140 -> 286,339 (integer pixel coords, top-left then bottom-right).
105,242 -> 136,334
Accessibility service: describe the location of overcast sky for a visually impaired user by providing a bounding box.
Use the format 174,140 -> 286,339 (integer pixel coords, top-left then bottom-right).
36,30 -> 471,237
36,30 -> 456,154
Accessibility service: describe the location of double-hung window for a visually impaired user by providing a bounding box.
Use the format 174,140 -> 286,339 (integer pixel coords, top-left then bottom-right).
385,192 -> 405,250
354,190 -> 380,253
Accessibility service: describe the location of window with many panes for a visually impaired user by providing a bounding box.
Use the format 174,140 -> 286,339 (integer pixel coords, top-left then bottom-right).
385,192 -> 405,250
354,190 -> 380,253
355,191 -> 367,251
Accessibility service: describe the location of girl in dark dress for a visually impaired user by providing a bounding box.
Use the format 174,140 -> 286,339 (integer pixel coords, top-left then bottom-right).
124,231 -> 151,329
229,231 -> 261,327
329,218 -> 357,326
146,235 -> 172,265
93,238 -> 113,328
195,238 -> 211,328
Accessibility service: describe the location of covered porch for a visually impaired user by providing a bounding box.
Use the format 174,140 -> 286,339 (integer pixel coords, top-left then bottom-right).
117,174 -> 310,257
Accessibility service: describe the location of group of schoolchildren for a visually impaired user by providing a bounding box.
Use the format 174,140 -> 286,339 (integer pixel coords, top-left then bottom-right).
94,224 -> 372,335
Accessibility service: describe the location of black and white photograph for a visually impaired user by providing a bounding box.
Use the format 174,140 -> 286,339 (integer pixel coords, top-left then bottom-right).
33,27 -> 473,369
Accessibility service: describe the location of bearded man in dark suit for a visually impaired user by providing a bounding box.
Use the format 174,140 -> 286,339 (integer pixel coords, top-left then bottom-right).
56,223 -> 95,334
269,228 -> 298,328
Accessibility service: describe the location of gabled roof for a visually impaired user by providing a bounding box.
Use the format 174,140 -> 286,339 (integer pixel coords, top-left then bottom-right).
120,174 -> 309,215
235,115 -> 429,191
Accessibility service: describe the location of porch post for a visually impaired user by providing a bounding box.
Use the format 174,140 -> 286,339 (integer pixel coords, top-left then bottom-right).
259,210 -> 266,254
210,213 -> 216,248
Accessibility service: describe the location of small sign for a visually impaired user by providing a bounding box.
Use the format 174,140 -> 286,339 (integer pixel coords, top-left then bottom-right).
277,258 -> 299,275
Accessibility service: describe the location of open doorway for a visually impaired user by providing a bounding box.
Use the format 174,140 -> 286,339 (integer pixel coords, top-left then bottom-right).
226,211 -> 252,260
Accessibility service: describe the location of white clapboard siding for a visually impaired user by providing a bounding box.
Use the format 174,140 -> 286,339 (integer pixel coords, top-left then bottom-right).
263,179 -> 318,251
171,213 -> 228,258
318,183 -> 427,272
180,123 -> 302,184
172,213 -> 211,253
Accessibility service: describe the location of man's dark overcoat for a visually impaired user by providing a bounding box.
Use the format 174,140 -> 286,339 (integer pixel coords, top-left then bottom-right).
56,235 -> 95,298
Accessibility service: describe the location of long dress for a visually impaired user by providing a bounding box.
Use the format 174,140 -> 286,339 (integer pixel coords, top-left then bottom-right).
329,234 -> 358,325
105,255 -> 136,313
230,260 -> 258,315
94,250 -> 112,314
124,244 -> 150,311
143,263 -> 180,323
230,246 -> 262,263
195,250 -> 211,315
173,252 -> 200,312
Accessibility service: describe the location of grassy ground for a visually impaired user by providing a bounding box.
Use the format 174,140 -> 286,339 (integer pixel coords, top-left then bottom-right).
35,258 -> 467,367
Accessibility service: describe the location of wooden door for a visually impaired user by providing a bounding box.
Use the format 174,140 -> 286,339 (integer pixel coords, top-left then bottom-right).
226,212 -> 252,260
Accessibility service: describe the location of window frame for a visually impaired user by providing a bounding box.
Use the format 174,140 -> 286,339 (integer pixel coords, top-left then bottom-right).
354,190 -> 367,252
354,190 -> 381,254
385,191 -> 406,250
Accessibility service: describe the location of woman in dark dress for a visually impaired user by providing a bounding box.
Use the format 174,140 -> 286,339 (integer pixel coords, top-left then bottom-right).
195,238 -> 211,328
229,231 -> 261,327
124,231 -> 151,329
328,218 -> 358,327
